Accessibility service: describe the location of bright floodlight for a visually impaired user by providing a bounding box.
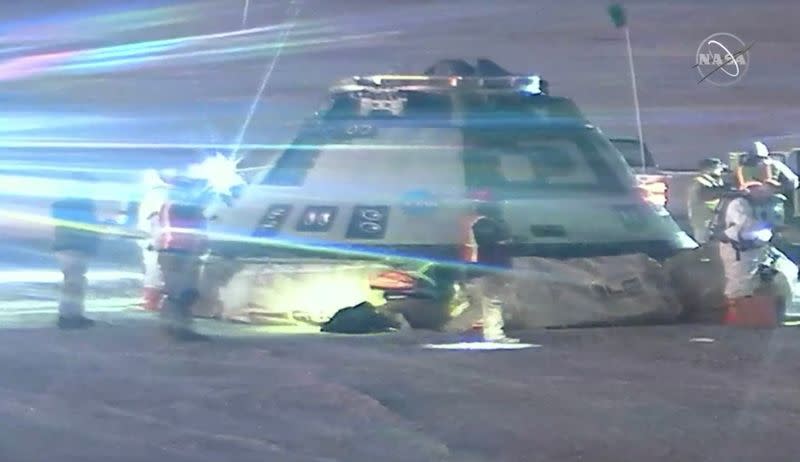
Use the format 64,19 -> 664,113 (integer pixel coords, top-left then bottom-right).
521,76 -> 543,94
186,153 -> 245,195
751,228 -> 773,242
742,226 -> 773,243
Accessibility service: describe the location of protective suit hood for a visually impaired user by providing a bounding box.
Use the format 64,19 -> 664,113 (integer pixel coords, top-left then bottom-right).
754,141 -> 770,158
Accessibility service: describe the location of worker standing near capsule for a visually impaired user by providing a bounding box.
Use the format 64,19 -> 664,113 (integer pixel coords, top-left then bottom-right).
152,171 -> 213,341
51,172 -> 102,329
709,182 -> 787,322
735,141 -> 799,190
736,142 -> 773,188
115,169 -> 170,311
137,170 -> 171,311
462,196 -> 519,343
687,157 -> 728,244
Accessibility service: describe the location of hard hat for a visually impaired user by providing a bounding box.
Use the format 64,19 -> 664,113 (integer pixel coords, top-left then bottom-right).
754,141 -> 770,158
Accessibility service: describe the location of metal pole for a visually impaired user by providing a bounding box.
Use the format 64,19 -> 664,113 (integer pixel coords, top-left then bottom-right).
624,26 -> 646,173
242,0 -> 250,28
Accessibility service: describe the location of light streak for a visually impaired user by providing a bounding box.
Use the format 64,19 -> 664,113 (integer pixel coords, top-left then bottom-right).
0,270 -> 142,284
0,140 -> 458,151
231,0 -> 302,160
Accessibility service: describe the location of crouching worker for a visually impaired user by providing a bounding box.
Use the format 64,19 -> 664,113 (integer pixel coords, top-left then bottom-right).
461,200 -> 518,343
709,182 -> 789,325
51,173 -> 101,329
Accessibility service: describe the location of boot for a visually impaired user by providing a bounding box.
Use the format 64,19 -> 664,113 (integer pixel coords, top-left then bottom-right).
481,297 -> 519,343
161,296 -> 208,341
58,315 -> 95,330
722,295 -> 779,327
483,333 -> 521,343
142,286 -> 163,312
165,326 -> 210,342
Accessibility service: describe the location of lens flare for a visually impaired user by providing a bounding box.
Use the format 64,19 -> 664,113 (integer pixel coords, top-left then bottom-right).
185,153 -> 245,195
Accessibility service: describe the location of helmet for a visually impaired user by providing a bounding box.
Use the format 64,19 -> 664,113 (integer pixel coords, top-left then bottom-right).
754,141 -> 770,158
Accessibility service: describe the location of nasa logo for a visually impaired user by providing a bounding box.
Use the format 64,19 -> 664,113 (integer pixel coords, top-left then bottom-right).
400,190 -> 438,216
695,32 -> 751,86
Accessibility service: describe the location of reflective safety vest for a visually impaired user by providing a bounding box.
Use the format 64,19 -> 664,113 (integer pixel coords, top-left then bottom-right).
694,173 -> 724,210
736,163 -> 772,187
154,202 -> 208,253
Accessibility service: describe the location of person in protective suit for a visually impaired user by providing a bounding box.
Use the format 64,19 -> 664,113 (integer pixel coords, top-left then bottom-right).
736,141 -> 799,191
115,169 -> 170,310
736,142 -> 772,188
709,182 -> 788,315
152,173 -> 213,341
736,141 -> 799,244
51,172 -> 102,329
687,157 -> 728,244
463,199 -> 519,343
748,144 -> 800,268
768,154 -> 800,193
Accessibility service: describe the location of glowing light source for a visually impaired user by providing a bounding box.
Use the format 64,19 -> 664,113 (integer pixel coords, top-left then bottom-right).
636,173 -> 668,207
369,270 -> 415,291
742,226 -> 773,243
521,75 -> 543,94
185,153 -> 245,196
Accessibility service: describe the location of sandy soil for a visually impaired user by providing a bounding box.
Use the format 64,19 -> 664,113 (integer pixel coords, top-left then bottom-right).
0,317 -> 798,462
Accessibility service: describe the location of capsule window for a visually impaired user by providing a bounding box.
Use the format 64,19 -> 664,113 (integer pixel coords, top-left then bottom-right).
254,204 -> 292,237
297,206 -> 337,232
347,205 -> 389,239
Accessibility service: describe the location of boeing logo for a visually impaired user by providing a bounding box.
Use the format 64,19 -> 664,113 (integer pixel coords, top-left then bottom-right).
694,32 -> 752,86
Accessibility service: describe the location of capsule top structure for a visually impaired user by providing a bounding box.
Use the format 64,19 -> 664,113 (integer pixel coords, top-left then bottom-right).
319,58 -> 591,133
334,74 -> 547,96
334,58 -> 547,94
209,59 -> 694,263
